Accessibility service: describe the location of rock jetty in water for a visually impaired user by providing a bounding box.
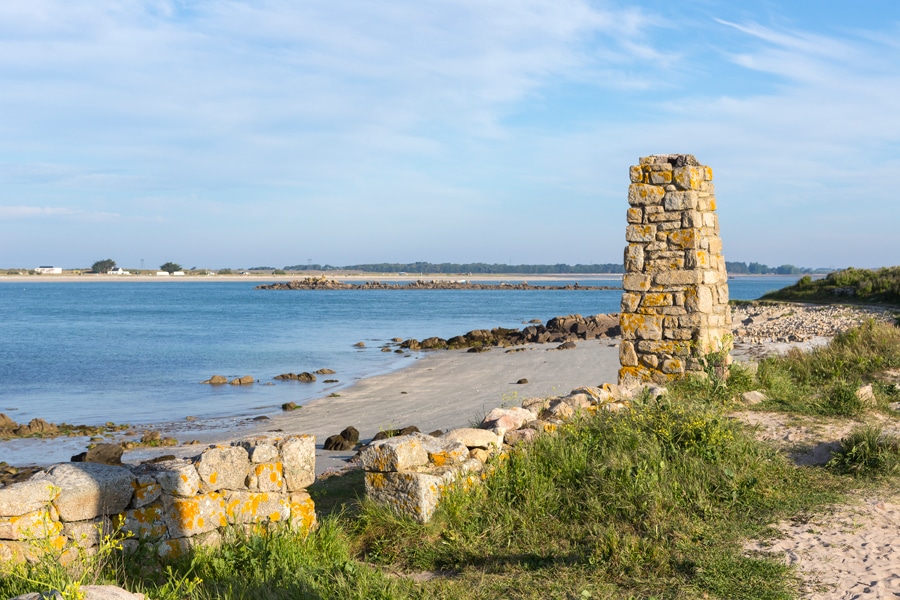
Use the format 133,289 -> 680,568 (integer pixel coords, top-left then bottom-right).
255,277 -> 617,291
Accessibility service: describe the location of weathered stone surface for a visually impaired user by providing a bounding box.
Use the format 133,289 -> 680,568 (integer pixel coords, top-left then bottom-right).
119,502 -> 167,539
163,492 -> 227,538
247,462 -> 284,492
233,437 -> 280,463
32,462 -> 134,522
0,508 -> 61,540
288,492 -> 317,532
480,407 -> 536,433
63,516 -> 112,549
504,428 -> 538,446
129,474 -> 162,509
0,479 -> 60,517
856,384 -> 877,408
741,391 -> 767,405
145,459 -> 201,497
9,586 -> 145,600
441,428 -> 503,451
359,433 -> 429,472
280,435 -> 315,491
194,446 -> 251,492
224,491 -> 290,524
365,469 -> 457,523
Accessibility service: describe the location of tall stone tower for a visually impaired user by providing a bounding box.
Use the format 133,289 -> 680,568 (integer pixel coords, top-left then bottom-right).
618,154 -> 732,386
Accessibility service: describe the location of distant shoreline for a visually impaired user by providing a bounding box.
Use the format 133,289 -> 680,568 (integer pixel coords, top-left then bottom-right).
0,273 -> 797,284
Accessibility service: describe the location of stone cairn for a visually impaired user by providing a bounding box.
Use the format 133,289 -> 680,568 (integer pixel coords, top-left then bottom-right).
0,434 -> 317,563
619,154 -> 732,385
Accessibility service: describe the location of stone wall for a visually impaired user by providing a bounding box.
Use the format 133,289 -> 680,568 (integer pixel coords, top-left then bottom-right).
619,154 -> 732,385
0,434 -> 317,563
360,386 -> 641,522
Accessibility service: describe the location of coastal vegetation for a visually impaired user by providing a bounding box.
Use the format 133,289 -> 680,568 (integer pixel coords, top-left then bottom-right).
3,319 -> 900,598
762,266 -> 900,306
90,259 -> 116,274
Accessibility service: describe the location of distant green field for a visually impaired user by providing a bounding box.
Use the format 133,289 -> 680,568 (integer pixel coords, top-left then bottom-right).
762,266 -> 900,305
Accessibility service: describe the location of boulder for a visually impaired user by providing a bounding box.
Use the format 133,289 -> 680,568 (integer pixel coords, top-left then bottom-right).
555,341 -> 577,350
354,341 -> 366,348
72,443 -> 124,466
855,384 -> 877,408
516,378 -> 529,384
323,435 -> 354,451
0,413 -> 16,430
360,433 -> 468,472
372,426 -> 420,441
504,428 -> 538,446
201,375 -> 228,385
31,462 -> 134,522
340,426 -> 360,444
315,368 -> 336,374
282,402 -> 298,411
229,375 -> 254,385
297,372 -> 316,382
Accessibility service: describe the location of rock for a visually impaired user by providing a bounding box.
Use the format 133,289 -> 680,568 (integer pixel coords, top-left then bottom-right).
0,479 -> 60,517
469,448 -> 491,463
141,431 -> 161,443
855,384 -> 877,408
441,428 -> 503,452
0,413 -> 16,430
340,426 -> 360,444
516,378 -> 529,384
17,418 -> 58,436
282,401 -> 299,411
504,428 -> 538,446
194,446 -> 251,492
741,390 -> 767,405
323,435 -> 354,451
372,426 -> 420,441
354,341 -> 366,348
555,341 -> 577,350
480,407 -> 537,433
360,433 -> 468,472
78,443 -> 124,465
315,368 -> 336,374
10,586 -> 146,600
419,337 -> 447,349
201,375 -> 228,384
400,339 -> 420,350
280,435 -> 316,491
31,462 -> 135,522
297,372 -> 316,382
467,346 -> 490,353
324,379 -> 338,383
229,375 -> 255,385
544,400 -> 575,420
521,397 -> 552,413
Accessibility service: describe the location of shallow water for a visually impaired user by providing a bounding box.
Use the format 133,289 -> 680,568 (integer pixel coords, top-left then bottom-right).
0,275 -> 799,429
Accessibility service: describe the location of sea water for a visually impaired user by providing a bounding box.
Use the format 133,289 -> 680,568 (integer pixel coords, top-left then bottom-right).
0,276 -> 800,429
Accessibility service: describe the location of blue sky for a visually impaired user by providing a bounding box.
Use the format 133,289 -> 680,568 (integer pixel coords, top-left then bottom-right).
1,1 -> 898,270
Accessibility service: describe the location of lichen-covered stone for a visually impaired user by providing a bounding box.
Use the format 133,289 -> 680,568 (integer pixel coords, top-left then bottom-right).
145,459 -> 201,497
0,508 -> 61,540
194,446 -> 251,492
280,435 -> 316,491
359,433 -> 430,472
33,462 -> 134,522
119,502 -> 167,539
224,491 -> 290,524
247,462 -> 284,492
163,492 -> 227,538
233,436 -> 281,463
130,474 -> 162,509
63,516 -> 112,548
365,469 -> 457,524
480,407 -> 537,433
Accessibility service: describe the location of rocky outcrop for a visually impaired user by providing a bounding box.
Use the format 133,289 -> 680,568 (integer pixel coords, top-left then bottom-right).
399,313 -> 619,353
256,277 -> 618,291
0,434 -> 317,563
275,372 -> 317,382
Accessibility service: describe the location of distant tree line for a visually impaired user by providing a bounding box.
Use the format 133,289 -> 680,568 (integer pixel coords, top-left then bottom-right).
281,262 -> 626,274
724,262 -> 829,275
279,261 -> 832,275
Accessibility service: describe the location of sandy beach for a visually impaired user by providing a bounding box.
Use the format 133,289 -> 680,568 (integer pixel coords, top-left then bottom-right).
123,339 -> 621,474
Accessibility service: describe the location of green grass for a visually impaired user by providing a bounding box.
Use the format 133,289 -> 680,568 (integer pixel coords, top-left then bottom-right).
761,266 -> 900,305
5,320 -> 900,599
754,319 -> 900,416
